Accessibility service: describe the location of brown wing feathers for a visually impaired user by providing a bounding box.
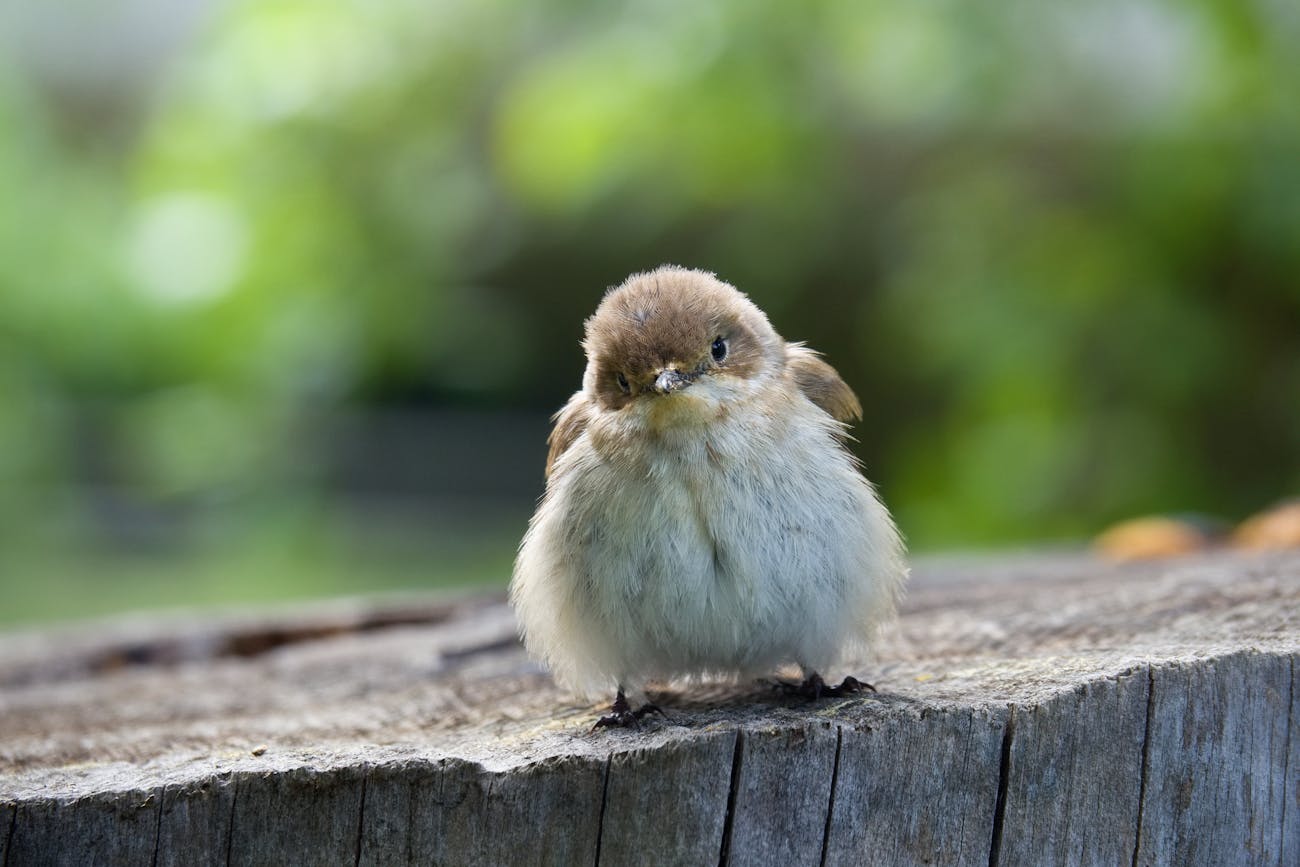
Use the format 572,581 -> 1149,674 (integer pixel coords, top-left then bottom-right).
785,344 -> 862,423
545,394 -> 592,479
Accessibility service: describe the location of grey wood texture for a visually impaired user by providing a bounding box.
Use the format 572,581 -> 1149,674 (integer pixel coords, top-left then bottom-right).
596,730 -> 736,866
998,671 -> 1150,865
1133,654 -> 1293,866
360,755 -> 605,866
1284,657 -> 1298,866
156,776 -> 237,867
824,704 -> 1007,867
724,723 -> 840,867
0,550 -> 1296,866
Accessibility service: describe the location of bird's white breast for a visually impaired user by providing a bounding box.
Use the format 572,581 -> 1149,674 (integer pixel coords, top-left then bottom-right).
511,389 -> 903,698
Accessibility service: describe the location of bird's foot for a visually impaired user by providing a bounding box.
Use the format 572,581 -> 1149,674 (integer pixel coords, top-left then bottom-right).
814,674 -> 876,698
766,673 -> 876,701
592,691 -> 665,730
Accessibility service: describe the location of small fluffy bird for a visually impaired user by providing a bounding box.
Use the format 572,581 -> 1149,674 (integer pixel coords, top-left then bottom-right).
511,266 -> 906,727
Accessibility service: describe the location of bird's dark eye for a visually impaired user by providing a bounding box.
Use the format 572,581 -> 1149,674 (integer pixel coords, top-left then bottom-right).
616,372 -> 631,394
711,336 -> 728,362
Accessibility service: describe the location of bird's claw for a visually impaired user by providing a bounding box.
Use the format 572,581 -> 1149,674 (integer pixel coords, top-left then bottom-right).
593,710 -> 638,729
592,689 -> 666,730
765,673 -> 876,701
823,675 -> 876,697
592,703 -> 664,730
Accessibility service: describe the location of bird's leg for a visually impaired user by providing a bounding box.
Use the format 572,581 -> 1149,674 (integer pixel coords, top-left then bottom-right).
593,689 -> 664,730
593,690 -> 635,729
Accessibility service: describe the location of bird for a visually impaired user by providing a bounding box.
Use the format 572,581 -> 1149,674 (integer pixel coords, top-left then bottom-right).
510,266 -> 907,727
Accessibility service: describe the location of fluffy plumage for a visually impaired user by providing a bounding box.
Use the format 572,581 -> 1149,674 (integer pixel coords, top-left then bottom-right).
511,266 -> 907,707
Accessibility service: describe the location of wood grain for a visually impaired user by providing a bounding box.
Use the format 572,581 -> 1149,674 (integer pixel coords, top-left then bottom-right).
0,550 -> 1296,865
998,670 -> 1150,865
596,730 -> 737,867
824,704 -> 1007,867
1133,654 -> 1292,865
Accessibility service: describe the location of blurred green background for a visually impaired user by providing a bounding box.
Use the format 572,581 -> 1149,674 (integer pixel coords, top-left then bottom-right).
1,0 -> 1297,626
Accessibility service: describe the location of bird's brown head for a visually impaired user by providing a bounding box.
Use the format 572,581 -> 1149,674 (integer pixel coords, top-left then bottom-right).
581,267 -> 785,415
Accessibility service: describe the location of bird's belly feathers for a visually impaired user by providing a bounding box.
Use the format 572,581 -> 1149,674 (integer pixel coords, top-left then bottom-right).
559,422 -> 889,678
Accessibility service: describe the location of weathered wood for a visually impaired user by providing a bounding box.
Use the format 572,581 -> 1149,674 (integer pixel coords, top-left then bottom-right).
229,766 -> 366,866
155,776 -> 236,867
596,730 -> 736,866
0,550 -> 1296,866
1134,654 -> 1292,865
824,704 -> 1007,867
360,755 -> 606,866
724,723 -> 840,867
6,789 -> 161,867
2,800 -> 14,865
1284,657 -> 1298,866
998,670 -> 1150,865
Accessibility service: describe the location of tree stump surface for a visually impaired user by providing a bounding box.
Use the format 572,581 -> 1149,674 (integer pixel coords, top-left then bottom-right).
0,550 -> 1296,866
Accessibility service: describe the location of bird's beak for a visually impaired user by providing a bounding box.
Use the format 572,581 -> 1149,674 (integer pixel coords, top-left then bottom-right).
652,368 -> 694,395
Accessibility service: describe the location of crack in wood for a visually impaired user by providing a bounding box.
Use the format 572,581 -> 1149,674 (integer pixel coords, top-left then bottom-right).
83,605 -> 464,677
1131,665 -> 1156,867
353,771 -> 368,867
717,730 -> 744,866
224,779 -> 238,867
592,755 -> 612,867
1281,655 -> 1295,865
954,710 -> 977,858
987,706 -> 1015,867
440,635 -> 523,663
817,726 -> 843,867
150,786 -> 163,867
3,803 -> 16,867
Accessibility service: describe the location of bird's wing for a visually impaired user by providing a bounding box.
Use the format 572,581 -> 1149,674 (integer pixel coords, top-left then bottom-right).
545,392 -> 594,479
786,343 -> 863,423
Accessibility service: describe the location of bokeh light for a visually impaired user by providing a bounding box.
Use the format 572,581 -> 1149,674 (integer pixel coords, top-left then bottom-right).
1,0 -> 1296,624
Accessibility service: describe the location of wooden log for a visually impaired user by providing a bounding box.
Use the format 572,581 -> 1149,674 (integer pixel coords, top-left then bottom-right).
824,704 -> 1006,866
0,550 -> 1296,866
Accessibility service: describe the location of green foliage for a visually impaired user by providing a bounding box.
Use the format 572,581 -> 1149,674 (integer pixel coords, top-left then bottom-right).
0,0 -> 1297,620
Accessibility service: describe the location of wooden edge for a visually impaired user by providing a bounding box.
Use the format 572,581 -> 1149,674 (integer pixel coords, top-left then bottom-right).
2,647 -> 1295,866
